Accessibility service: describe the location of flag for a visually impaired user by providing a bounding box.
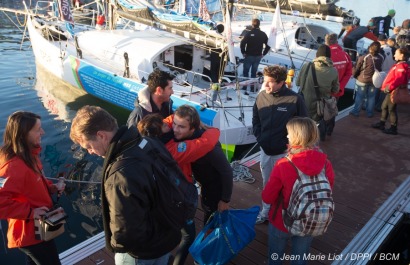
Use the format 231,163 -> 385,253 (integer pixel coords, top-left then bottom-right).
224,6 -> 236,65
58,0 -> 74,24
198,0 -> 211,21
267,1 -> 282,51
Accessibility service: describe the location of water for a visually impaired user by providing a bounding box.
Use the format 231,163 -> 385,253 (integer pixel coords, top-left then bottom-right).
0,0 -> 408,264
0,1 -> 129,264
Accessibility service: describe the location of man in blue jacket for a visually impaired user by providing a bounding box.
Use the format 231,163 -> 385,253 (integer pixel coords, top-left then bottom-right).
252,65 -> 308,224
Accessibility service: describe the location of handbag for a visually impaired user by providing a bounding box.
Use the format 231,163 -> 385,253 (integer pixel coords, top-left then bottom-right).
189,206 -> 260,265
34,207 -> 68,241
311,64 -> 338,121
390,85 -> 410,104
371,56 -> 387,89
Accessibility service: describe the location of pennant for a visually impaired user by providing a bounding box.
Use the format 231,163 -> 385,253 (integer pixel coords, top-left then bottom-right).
198,0 -> 211,21
267,1 -> 282,51
224,6 -> 236,65
58,0 -> 74,24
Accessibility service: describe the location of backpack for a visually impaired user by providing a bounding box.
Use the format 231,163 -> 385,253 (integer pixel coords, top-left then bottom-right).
112,137 -> 198,230
282,157 -> 334,237
370,16 -> 384,35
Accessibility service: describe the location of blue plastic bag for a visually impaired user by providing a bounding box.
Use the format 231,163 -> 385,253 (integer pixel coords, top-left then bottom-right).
189,206 -> 260,265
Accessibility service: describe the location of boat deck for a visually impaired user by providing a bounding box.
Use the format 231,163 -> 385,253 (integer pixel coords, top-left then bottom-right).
67,106 -> 410,265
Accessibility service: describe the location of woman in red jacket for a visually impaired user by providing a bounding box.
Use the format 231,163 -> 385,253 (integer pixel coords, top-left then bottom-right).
262,117 -> 335,265
0,112 -> 62,265
372,47 -> 410,135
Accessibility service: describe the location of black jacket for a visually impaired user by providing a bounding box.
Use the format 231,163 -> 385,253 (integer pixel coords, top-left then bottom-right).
101,126 -> 180,259
191,142 -> 233,209
240,28 -> 270,56
252,86 -> 308,156
127,87 -> 173,128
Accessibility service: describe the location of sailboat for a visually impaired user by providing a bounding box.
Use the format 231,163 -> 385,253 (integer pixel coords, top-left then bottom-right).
5,0 -> 263,160
137,0 -> 360,89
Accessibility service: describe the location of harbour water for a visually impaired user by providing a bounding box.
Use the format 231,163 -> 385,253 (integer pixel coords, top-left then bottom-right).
0,0 -> 408,263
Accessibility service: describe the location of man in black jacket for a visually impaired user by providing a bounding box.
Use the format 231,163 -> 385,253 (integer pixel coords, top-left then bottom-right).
240,18 -> 270,92
70,105 -> 180,265
252,65 -> 308,224
127,69 -> 174,127
191,142 -> 233,225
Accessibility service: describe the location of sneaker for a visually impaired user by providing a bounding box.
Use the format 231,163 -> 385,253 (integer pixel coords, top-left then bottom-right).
349,111 -> 359,117
255,215 -> 268,224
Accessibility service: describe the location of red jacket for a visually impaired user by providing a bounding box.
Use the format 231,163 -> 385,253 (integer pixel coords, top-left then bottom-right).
262,148 -> 335,233
164,128 -> 220,183
381,61 -> 409,92
0,148 -> 54,248
329,44 -> 353,97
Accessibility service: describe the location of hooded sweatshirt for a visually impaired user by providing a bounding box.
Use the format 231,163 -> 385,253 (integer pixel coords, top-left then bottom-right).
262,148 -> 335,233
127,86 -> 174,127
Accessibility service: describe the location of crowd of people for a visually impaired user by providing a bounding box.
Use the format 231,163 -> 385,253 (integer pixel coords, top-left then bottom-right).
0,11 -> 409,265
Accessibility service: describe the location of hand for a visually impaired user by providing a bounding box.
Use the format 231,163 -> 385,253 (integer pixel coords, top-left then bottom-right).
33,206 -> 49,219
199,121 -> 211,130
161,123 -> 171,133
217,200 -> 230,212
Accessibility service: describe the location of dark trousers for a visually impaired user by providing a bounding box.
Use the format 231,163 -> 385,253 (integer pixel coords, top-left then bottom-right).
343,38 -> 357,62
381,93 -> 398,126
20,240 -> 61,265
375,90 -> 386,111
173,220 -> 196,265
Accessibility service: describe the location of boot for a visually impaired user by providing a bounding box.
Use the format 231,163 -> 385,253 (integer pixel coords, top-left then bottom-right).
383,125 -> 398,135
371,121 -> 385,130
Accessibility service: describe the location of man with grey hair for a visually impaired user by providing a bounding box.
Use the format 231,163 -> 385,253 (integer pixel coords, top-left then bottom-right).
325,33 -> 352,136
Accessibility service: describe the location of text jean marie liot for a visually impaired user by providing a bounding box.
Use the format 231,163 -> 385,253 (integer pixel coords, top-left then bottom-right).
271,253 -> 400,261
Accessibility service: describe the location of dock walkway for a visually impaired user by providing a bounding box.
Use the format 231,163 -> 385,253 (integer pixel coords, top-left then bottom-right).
66,106 -> 410,265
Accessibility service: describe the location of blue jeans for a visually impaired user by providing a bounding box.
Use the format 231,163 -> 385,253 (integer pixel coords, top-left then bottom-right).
268,224 -> 313,265
259,150 -> 286,218
114,252 -> 170,265
243,55 -> 262,78
351,81 -> 377,117
173,219 -> 196,265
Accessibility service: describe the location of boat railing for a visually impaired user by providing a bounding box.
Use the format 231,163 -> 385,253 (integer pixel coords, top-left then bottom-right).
34,1 -> 56,17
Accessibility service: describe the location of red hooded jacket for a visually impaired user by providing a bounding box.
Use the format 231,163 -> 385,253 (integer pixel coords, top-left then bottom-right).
381,61 -> 409,92
262,148 -> 335,233
0,147 -> 54,248
163,115 -> 220,183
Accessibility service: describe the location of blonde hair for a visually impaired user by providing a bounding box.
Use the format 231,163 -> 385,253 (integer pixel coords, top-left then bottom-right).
286,117 -> 319,150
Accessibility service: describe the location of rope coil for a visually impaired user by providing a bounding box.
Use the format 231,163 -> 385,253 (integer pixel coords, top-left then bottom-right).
231,161 -> 255,184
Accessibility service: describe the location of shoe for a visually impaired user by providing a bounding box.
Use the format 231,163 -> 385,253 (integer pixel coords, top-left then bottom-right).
255,214 -> 268,224
367,114 -> 374,118
349,111 -> 359,117
371,121 -> 385,130
326,131 -> 332,136
383,127 -> 398,135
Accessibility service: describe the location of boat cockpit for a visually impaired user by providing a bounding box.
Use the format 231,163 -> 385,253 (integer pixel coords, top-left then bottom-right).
295,24 -> 332,50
